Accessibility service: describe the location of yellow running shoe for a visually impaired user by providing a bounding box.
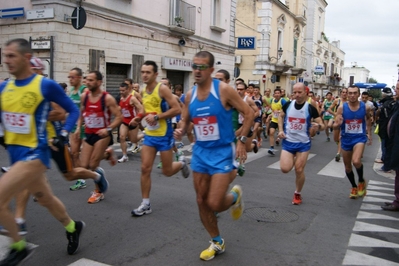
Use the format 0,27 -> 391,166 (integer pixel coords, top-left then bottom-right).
230,185 -> 244,220
357,181 -> 367,197
199,240 -> 225,261
349,187 -> 358,199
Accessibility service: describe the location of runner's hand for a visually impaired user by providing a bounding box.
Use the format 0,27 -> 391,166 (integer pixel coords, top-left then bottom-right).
174,128 -> 184,139
236,142 -> 247,163
277,131 -> 286,139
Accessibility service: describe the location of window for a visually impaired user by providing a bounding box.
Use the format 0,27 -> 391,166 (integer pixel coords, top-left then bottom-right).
349,76 -> 354,85
323,62 -> 327,75
212,0 -> 221,26
169,0 -> 196,34
293,39 -> 297,67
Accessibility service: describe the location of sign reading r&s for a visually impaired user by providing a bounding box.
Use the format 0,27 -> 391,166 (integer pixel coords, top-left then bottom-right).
237,37 -> 256,50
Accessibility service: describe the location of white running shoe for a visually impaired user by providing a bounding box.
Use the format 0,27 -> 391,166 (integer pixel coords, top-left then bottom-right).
118,155 -> 128,163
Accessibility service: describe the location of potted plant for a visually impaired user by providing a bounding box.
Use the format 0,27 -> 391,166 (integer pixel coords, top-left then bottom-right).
174,16 -> 184,26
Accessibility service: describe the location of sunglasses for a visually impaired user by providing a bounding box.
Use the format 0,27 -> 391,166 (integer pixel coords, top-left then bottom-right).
237,88 -> 245,91
192,64 -> 209,71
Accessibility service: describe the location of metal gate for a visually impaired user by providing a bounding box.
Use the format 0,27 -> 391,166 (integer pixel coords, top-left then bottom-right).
106,63 -> 129,98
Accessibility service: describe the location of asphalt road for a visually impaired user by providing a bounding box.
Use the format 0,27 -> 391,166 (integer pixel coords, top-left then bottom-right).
0,132 -> 398,266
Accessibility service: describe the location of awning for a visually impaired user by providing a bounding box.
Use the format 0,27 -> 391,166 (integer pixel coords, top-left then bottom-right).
353,83 -> 387,89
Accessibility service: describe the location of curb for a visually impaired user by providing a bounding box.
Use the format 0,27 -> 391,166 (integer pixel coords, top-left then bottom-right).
372,147 -> 395,180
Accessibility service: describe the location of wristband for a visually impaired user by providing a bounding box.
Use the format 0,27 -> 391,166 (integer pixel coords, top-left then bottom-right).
136,113 -> 144,119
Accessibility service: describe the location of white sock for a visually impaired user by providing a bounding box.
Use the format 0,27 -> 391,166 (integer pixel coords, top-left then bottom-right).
143,198 -> 150,205
15,218 -> 25,224
295,191 -> 301,194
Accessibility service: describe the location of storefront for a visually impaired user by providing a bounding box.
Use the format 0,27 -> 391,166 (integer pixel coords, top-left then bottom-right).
161,57 -> 192,92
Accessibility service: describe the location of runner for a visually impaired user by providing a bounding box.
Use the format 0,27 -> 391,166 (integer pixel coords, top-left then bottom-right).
76,70 -> 122,203
322,92 -> 334,141
261,88 -> 273,139
0,38 -> 84,264
266,88 -> 287,155
252,85 -> 263,146
328,88 -> 348,161
333,85 -> 372,199
131,60 -> 189,217
118,82 -> 144,163
278,82 -> 324,205
174,51 -> 253,261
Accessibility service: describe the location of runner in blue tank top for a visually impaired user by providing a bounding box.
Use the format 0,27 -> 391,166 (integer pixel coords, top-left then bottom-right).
333,85 -> 372,199
174,51 -> 253,261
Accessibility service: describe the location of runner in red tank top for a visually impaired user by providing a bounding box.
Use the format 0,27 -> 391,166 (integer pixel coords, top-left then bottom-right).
117,83 -> 144,163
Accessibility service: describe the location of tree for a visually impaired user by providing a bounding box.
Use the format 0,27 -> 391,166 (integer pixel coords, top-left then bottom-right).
368,89 -> 381,100
368,77 -> 378,83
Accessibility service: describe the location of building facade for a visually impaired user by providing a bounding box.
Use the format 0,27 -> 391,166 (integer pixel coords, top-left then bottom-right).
302,0 -> 345,97
342,62 -> 370,88
0,0 -> 236,96
235,0 -> 307,95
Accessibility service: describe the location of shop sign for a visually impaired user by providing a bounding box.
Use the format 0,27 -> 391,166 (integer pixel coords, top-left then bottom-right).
161,57 -> 192,71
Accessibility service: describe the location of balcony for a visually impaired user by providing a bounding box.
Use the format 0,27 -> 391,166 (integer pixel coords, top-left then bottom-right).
169,0 -> 196,35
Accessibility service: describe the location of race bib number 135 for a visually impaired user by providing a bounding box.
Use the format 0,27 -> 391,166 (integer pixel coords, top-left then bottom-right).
2,112 -> 31,134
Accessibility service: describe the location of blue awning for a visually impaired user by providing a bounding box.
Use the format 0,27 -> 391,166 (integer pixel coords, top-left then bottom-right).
353,83 -> 387,89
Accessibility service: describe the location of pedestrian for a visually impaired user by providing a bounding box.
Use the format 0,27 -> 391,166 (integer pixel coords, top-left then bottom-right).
0,38 -> 84,264
381,82 -> 399,211
333,85 -> 372,199
174,51 -> 253,261
278,82 -> 324,205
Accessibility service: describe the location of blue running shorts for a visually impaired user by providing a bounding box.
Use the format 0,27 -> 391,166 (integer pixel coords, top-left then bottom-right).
7,145 -> 51,168
341,135 -> 367,151
282,140 -> 311,154
191,143 -> 237,175
143,135 -> 174,151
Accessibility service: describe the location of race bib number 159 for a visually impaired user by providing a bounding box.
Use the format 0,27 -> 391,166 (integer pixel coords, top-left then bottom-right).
193,116 -> 220,141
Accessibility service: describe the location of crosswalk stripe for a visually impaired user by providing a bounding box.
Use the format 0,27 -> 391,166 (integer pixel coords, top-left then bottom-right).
368,180 -> 394,186
360,203 -> 385,210
353,221 -> 399,233
0,235 -> 38,259
317,158 -> 345,178
367,185 -> 394,192
267,153 -> 315,170
363,196 -> 394,203
357,211 -> 399,221
366,190 -> 395,197
348,233 -> 399,248
343,250 -> 399,265
68,258 -> 112,266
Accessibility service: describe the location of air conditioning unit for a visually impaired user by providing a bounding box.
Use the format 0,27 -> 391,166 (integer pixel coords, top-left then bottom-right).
235,55 -> 242,64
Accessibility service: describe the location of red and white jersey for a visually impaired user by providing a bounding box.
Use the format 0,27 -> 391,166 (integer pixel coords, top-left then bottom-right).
119,94 -> 135,124
82,92 -> 111,134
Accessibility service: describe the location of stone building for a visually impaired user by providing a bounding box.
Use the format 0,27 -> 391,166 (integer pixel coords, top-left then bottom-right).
0,0 -> 237,96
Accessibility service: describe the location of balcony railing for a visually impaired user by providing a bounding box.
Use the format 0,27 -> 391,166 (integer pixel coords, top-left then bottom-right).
169,0 -> 196,35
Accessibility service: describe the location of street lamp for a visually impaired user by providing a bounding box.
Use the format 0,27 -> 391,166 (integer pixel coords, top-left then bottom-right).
269,47 -> 283,61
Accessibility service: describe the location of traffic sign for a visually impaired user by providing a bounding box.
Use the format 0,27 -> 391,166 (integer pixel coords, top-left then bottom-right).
262,75 -> 266,83
71,7 -> 87,30
0,7 -> 24,19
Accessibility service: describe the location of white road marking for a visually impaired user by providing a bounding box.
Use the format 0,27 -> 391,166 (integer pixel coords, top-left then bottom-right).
0,235 -> 38,259
367,185 -> 394,192
317,158 -> 345,178
343,250 -> 399,266
68,258 -> 112,266
353,221 -> 399,233
267,153 -> 315,170
363,196 -> 393,203
360,203 -> 385,210
366,190 -> 395,197
368,180 -> 393,186
348,233 -> 399,248
357,211 -> 399,221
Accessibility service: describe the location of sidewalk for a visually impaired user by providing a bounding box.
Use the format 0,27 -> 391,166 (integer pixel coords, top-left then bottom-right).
373,148 -> 395,180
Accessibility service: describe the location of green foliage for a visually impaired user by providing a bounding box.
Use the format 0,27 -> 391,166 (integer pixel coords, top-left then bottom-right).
368,89 -> 382,100
368,77 -> 378,83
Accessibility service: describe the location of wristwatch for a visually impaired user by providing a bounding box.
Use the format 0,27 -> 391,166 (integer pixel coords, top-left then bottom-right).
154,115 -> 159,121
239,136 -> 247,144
107,127 -> 112,132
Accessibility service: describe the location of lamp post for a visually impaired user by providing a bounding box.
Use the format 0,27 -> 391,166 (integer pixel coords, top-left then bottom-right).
268,47 -> 283,62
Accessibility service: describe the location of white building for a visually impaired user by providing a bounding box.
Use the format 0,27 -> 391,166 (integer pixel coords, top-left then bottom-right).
342,62 -> 370,88
0,0 -> 236,96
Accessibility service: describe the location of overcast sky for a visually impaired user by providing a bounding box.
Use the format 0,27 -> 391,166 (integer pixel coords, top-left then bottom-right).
325,0 -> 399,87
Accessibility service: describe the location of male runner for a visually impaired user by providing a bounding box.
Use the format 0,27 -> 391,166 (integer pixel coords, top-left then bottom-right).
75,70 -> 122,203
0,38 -> 84,264
266,88 -> 287,155
174,51 -> 253,261
118,82 -> 144,163
322,92 -> 334,141
278,83 -> 324,205
131,61 -> 189,216
333,85 -> 372,199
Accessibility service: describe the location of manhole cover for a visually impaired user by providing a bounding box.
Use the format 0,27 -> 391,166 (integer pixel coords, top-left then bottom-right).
244,207 -> 299,223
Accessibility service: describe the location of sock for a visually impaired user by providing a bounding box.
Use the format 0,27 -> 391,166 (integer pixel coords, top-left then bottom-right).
346,171 -> 357,188
15,218 -> 25,224
212,235 -> 223,244
143,198 -> 150,205
180,160 -> 186,169
270,146 -> 274,149
231,191 -> 238,205
10,239 -> 26,251
356,164 -> 364,183
65,220 -> 76,233
295,191 -> 301,194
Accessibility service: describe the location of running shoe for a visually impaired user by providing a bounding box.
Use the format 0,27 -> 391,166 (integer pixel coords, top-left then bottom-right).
0,246 -> 34,266
252,139 -> 258,153
105,147 -> 117,166
1,166 -> 11,173
187,143 -> 194,152
0,222 -> 28,236
292,193 -> 302,205
176,142 -> 184,149
157,162 -> 163,169
237,163 -> 245,177
335,153 -> 340,162
131,203 -> 152,216
175,150 -> 183,161
70,180 -> 87,191
268,148 -> 275,156
87,190 -> 105,204
263,129 -> 268,139
230,185 -> 244,220
179,155 -> 190,178
66,221 -> 85,255
357,181 -> 367,197
349,187 -> 358,199
327,137 -> 330,142
275,139 -> 280,145
118,155 -> 129,163
200,240 -> 225,261
94,167 -> 109,193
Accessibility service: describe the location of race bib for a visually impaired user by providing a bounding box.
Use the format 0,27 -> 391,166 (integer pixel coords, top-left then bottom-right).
273,111 -> 280,119
122,109 -> 131,118
345,119 -> 363,133
2,112 -> 31,134
324,111 -> 330,116
238,113 -> 244,124
193,116 -> 220,141
288,117 -> 305,132
84,116 -> 105,128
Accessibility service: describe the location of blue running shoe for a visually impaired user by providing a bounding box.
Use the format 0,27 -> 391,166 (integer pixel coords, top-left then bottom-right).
94,167 -> 109,193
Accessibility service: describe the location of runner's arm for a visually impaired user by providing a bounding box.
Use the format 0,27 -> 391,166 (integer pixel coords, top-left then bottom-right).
48,102 -> 66,121
157,84 -> 181,120
129,95 -> 144,116
105,94 -> 122,130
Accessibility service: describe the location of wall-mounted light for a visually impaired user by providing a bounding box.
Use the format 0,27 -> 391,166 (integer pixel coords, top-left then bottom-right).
268,47 -> 284,61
